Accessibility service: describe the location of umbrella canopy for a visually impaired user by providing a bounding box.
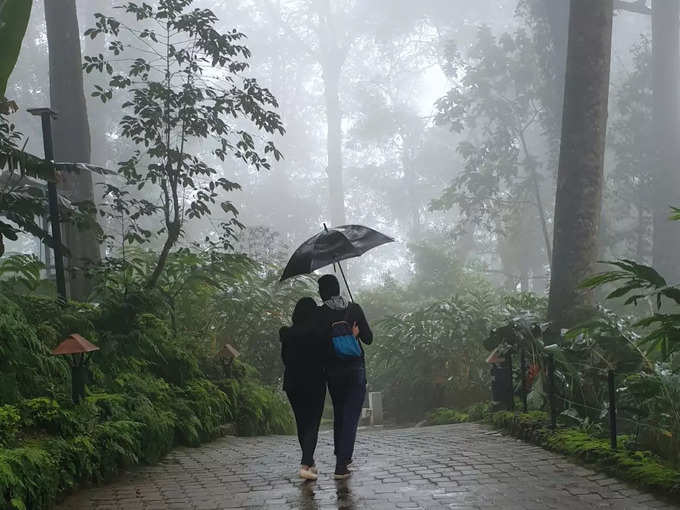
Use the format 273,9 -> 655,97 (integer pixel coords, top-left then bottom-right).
280,224 -> 394,281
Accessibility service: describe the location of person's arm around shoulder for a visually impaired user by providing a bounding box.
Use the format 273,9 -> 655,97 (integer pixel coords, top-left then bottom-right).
352,303 -> 373,345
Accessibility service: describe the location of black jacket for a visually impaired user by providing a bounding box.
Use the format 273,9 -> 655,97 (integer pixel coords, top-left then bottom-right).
318,301 -> 373,370
279,321 -> 326,392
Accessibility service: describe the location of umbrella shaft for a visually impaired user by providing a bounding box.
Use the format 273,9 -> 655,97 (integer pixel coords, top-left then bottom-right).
336,260 -> 354,302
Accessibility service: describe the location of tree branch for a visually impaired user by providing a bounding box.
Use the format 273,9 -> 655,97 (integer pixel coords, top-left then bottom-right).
613,0 -> 651,15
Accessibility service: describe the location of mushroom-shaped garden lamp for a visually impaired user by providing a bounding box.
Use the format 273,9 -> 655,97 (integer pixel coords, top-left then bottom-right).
51,334 -> 99,403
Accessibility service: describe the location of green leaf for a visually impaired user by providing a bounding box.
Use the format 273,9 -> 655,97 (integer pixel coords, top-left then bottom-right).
0,0 -> 32,97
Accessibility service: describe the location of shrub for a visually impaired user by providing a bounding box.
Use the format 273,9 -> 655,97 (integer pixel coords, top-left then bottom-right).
424,408 -> 469,426
0,297 -> 69,404
20,398 -> 79,437
0,405 -> 20,447
169,380 -> 231,446
219,378 -> 294,436
92,420 -> 143,479
0,446 -> 57,510
0,261 -> 310,507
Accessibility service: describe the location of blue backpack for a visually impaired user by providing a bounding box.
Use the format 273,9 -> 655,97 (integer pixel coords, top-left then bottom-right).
331,309 -> 362,359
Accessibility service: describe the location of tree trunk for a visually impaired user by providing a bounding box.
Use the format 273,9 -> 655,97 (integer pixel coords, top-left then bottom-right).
44,0 -> 100,301
323,58 -> 345,226
547,0 -> 613,329
651,0 -> 680,283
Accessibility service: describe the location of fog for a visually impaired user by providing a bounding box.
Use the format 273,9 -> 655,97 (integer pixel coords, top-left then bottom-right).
1,0 -> 665,295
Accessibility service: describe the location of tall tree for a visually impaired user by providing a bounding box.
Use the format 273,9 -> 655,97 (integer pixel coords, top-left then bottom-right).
44,0 -> 100,300
547,0 -> 613,328
318,0 -> 347,226
84,0 -> 283,289
260,0 -> 359,227
651,0 -> 680,282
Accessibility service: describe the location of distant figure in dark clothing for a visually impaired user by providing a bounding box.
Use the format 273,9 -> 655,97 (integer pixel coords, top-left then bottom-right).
280,297 -> 326,481
317,274 -> 373,480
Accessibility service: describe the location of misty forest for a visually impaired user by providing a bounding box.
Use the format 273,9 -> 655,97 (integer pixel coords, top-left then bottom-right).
3,0 -> 680,507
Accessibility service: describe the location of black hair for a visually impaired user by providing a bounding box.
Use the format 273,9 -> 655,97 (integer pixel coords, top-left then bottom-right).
292,297 -> 317,325
318,274 -> 340,301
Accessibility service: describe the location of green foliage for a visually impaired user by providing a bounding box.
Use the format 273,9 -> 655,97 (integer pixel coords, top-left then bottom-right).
19,398 -> 79,437
0,109 -> 100,260
465,401 -> 493,421
583,259 -> 680,361
0,405 -> 20,447
0,263 -> 297,508
0,0 -> 33,97
491,411 -> 680,496
434,24 -> 551,277
0,254 -> 44,293
0,296 -> 69,404
218,369 -> 294,436
424,408 -> 469,426
0,446 -> 56,510
369,290 -> 503,422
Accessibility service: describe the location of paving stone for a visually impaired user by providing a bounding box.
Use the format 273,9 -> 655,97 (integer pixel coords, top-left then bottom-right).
54,423 -> 678,509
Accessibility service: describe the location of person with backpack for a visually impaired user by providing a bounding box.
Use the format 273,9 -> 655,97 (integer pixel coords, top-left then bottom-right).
280,297 -> 327,481
317,274 -> 373,480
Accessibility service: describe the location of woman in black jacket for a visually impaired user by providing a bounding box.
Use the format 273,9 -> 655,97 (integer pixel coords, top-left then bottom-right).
280,297 -> 326,480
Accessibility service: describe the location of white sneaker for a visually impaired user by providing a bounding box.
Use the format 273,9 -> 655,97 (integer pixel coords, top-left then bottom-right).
299,466 -> 318,480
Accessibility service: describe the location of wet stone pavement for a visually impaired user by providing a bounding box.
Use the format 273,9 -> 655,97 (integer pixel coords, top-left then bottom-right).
56,423 -> 678,510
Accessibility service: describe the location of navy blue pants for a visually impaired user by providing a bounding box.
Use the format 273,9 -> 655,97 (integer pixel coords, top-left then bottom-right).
328,365 -> 366,467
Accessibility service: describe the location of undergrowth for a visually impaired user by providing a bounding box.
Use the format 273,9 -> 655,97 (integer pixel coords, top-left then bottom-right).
491,411 -> 680,498
0,293 -> 293,509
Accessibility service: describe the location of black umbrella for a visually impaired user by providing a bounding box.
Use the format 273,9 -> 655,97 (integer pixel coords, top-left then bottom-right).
280,224 -> 394,300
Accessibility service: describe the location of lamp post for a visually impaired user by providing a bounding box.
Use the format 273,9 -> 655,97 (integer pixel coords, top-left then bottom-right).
51,334 -> 99,403
27,107 -> 67,304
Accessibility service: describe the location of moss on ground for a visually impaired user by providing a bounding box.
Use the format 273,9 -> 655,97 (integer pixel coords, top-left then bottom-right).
490,411 -> 680,499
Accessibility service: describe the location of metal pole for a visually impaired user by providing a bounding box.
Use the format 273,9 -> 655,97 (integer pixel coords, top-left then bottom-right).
547,354 -> 557,430
29,108 -> 67,303
608,369 -> 617,450
507,351 -> 514,411
520,347 -> 528,413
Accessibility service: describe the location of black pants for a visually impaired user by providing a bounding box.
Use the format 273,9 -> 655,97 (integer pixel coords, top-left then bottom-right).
327,365 -> 366,467
286,383 -> 326,467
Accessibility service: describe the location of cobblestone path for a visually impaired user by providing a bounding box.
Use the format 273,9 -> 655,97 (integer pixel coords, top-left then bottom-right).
56,423 -> 677,510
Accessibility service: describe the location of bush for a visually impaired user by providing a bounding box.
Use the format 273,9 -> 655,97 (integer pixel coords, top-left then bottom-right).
424,408 -> 469,426
368,292 -> 505,422
0,406 -> 20,447
0,286 -> 298,510
20,398 -> 79,437
0,446 -> 57,510
219,378 -> 294,436
0,297 -> 69,404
